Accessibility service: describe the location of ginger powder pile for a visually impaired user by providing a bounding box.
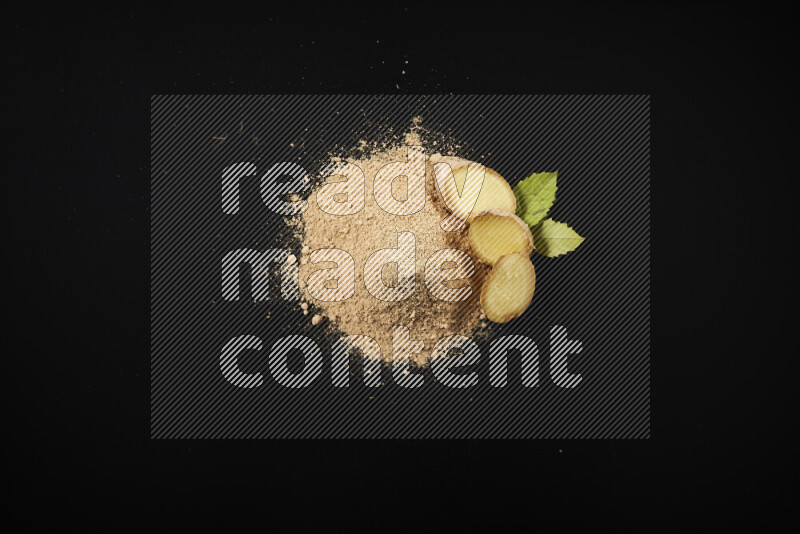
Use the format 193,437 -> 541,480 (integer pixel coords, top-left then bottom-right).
296,132 -> 489,365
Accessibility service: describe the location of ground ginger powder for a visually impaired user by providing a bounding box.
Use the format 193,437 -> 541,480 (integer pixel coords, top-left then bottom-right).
296,132 -> 488,365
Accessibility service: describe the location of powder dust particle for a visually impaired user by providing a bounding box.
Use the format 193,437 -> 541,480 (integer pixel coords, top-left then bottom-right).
295,123 -> 488,366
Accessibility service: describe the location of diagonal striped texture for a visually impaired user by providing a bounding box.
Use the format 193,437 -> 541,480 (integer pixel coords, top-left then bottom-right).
435,161 -> 488,230
372,146 -> 427,216
151,95 -> 650,438
424,249 -> 474,302
316,162 -> 366,215
306,248 -> 355,302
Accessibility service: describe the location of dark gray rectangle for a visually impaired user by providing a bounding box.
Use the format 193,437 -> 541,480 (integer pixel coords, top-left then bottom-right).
151,95 -> 650,438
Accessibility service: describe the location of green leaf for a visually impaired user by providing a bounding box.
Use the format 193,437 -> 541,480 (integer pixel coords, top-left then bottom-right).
531,219 -> 585,258
513,171 -> 558,227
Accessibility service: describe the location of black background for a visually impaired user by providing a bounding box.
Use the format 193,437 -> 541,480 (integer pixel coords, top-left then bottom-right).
5,2 -> 793,529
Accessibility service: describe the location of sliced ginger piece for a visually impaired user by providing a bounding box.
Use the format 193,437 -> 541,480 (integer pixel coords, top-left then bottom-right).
469,210 -> 534,265
436,161 -> 516,222
480,252 -> 536,323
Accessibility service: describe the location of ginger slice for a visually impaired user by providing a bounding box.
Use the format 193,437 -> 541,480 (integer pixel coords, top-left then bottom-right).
469,210 -> 534,265
480,252 -> 536,323
437,161 -> 517,222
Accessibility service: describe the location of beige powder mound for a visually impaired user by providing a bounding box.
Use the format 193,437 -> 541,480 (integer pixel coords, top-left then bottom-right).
297,130 -> 489,365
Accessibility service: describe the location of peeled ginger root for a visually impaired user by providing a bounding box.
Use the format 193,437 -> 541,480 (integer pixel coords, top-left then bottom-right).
438,163 -> 517,222
480,252 -> 536,323
469,210 -> 534,265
